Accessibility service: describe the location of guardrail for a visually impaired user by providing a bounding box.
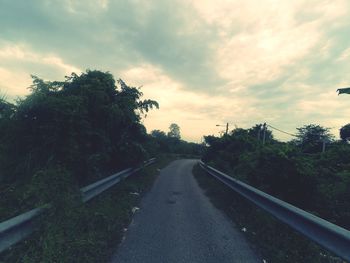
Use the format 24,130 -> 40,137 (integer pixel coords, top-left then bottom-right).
81,158 -> 156,202
0,158 -> 156,253
199,161 -> 350,262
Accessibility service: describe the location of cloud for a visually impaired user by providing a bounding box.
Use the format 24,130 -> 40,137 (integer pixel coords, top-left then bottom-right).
0,68 -> 32,97
0,0 -> 223,90
120,64 -> 259,141
0,42 -> 81,96
1,0 -> 350,141
189,0 -> 348,92
0,43 -> 81,73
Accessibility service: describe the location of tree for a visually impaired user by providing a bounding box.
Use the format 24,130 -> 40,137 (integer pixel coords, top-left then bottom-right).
149,128 -> 202,155
337,87 -> 350,95
0,97 -> 15,118
167,123 -> 181,139
0,70 -> 159,183
295,124 -> 333,153
340,124 -> 350,141
151,130 -> 167,139
248,124 -> 273,142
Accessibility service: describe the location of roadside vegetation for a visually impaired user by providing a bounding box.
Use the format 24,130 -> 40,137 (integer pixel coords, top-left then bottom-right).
1,154 -> 176,263
0,70 -> 202,262
193,164 -> 344,263
198,123 -> 350,262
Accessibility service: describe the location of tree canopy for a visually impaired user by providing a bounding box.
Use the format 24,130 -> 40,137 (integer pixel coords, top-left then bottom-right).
295,124 -> 333,153
0,70 -> 159,184
167,123 -> 181,139
340,123 -> 350,142
337,87 -> 350,95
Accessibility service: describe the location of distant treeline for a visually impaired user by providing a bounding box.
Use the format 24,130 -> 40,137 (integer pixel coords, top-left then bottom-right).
202,124 -> 350,230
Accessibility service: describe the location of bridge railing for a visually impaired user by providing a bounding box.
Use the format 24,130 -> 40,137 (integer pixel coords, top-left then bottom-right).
0,158 -> 156,253
199,161 -> 350,262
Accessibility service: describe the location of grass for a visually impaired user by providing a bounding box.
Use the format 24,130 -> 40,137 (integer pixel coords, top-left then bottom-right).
192,164 -> 345,263
0,154 -> 176,263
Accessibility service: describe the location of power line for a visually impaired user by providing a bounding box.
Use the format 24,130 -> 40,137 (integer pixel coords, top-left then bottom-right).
267,123 -> 333,140
267,124 -> 297,137
229,121 -> 333,139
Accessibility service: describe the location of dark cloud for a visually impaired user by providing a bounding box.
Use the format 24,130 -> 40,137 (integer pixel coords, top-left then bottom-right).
0,0 -> 224,89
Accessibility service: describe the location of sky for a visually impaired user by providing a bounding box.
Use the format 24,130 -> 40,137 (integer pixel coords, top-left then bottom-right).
1,0 -> 350,142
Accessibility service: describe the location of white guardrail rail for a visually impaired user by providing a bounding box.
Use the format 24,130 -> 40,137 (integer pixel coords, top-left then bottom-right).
199,161 -> 350,262
0,158 -> 156,253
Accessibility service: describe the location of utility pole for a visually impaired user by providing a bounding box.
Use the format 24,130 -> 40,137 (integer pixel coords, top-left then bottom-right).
322,139 -> 326,153
216,123 -> 229,136
257,124 -> 262,141
262,122 -> 267,145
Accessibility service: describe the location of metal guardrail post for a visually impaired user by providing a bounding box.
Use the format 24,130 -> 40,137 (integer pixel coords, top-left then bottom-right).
199,161 -> 350,261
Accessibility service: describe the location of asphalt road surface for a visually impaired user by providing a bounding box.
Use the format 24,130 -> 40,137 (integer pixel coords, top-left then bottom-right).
111,159 -> 260,263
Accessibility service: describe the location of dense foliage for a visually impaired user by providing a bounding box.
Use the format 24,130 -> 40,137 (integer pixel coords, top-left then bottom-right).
0,71 -> 160,185
294,124 -> 334,153
203,124 -> 350,230
148,128 -> 202,156
340,123 -> 350,141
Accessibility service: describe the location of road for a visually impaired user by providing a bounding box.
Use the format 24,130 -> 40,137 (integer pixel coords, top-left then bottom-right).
111,159 -> 260,263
